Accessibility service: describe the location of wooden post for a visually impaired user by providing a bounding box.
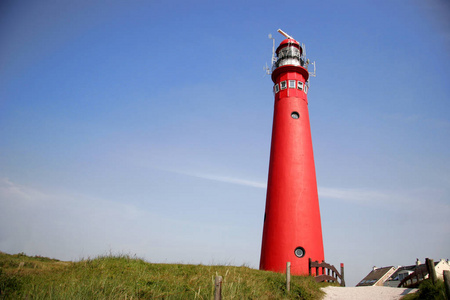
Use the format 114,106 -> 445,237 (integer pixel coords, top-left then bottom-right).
286,262 -> 291,292
214,276 -> 222,300
309,258 -> 312,276
443,270 -> 450,300
340,263 -> 345,287
425,258 -> 437,284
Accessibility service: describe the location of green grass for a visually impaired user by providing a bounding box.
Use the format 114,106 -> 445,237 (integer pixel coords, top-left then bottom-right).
401,279 -> 447,300
0,251 -> 325,299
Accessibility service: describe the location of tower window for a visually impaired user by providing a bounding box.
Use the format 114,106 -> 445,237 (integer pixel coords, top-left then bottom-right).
297,81 -> 303,90
280,81 -> 287,90
294,247 -> 305,258
274,84 -> 280,93
291,111 -> 299,119
304,84 -> 308,94
289,80 -> 296,88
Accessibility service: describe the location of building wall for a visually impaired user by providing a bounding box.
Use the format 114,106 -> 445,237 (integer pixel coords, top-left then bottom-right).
435,260 -> 450,280
383,270 -> 413,287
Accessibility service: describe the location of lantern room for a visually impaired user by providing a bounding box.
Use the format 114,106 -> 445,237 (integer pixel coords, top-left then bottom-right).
274,39 -> 305,69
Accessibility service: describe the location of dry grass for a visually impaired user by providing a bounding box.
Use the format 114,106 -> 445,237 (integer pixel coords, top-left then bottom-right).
0,251 -> 324,299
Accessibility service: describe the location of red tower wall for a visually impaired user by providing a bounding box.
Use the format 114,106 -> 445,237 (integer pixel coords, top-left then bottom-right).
260,40 -> 324,275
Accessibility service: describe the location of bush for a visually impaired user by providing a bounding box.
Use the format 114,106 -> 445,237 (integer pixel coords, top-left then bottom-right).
402,279 -> 446,300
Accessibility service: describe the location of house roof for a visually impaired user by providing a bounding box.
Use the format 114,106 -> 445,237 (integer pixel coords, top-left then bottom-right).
387,265 -> 417,281
387,262 -> 438,281
356,266 -> 395,287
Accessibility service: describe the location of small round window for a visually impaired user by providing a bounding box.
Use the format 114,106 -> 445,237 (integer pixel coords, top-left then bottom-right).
294,247 -> 305,258
291,112 -> 299,119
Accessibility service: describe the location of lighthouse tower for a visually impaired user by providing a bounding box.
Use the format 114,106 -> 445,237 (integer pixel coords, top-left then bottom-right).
260,30 -> 324,275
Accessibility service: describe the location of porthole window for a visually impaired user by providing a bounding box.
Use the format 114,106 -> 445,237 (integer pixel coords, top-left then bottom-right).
291,111 -> 299,119
274,84 -> 280,93
297,81 -> 303,90
280,81 -> 287,90
289,80 -> 296,89
294,247 -> 305,258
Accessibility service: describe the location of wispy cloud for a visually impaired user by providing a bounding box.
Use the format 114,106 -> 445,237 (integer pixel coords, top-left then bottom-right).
0,177 -> 151,259
0,177 -> 262,265
167,169 -> 267,189
318,187 -> 391,204
0,177 -> 46,202
166,170 -> 449,214
318,185 -> 450,218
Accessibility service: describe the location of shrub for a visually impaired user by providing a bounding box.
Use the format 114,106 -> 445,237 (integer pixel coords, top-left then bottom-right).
402,279 -> 446,300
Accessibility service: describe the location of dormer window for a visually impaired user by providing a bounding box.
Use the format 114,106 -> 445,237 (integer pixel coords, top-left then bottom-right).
280,81 -> 287,90
274,84 -> 280,93
297,81 -> 303,91
289,80 -> 296,89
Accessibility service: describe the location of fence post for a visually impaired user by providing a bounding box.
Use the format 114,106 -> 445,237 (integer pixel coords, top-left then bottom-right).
425,258 -> 437,284
340,263 -> 345,287
214,276 -> 222,300
443,270 -> 450,300
286,262 -> 291,292
308,258 -> 312,276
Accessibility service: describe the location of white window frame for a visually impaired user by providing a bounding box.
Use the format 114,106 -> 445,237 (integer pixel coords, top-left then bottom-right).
280,81 -> 287,90
304,84 -> 308,94
274,84 -> 280,93
297,81 -> 303,91
289,80 -> 296,89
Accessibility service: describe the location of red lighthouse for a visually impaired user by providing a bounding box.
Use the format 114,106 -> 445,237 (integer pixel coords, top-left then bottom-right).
260,30 -> 324,275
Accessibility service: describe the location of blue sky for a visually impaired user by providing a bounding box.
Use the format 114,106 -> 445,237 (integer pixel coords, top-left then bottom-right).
1,0 -> 449,286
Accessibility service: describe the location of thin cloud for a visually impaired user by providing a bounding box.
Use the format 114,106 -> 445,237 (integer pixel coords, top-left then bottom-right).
318,187 -> 391,204
158,171 -> 450,217
0,178 -> 261,265
165,170 -> 450,214
0,178 -> 171,259
167,169 -> 267,189
0,177 -> 46,202
318,185 -> 450,218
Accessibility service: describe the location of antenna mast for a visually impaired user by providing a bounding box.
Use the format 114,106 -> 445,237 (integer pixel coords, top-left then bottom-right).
277,29 -> 293,39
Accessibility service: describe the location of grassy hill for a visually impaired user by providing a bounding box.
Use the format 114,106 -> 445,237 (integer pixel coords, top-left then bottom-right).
0,251 -> 324,299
